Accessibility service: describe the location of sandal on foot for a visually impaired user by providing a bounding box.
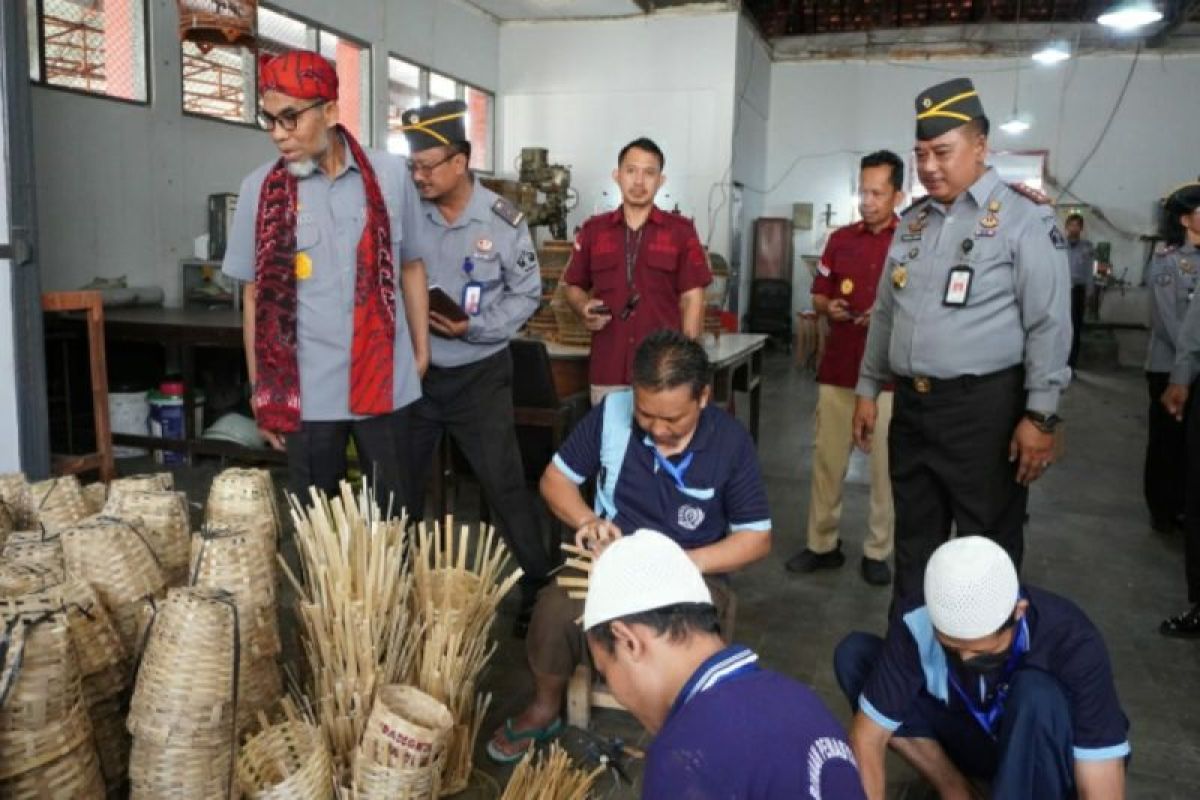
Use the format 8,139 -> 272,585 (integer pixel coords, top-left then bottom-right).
1159,606 -> 1200,638
485,717 -> 563,764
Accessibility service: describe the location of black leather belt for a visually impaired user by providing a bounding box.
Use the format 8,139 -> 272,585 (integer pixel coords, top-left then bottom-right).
904,365 -> 1022,395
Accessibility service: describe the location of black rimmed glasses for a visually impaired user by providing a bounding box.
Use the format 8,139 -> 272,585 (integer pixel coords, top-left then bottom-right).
406,150 -> 459,176
257,99 -> 327,132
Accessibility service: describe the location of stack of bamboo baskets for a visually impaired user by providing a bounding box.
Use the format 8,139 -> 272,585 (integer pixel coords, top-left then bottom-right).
348,685 -> 454,799
0,580 -> 106,798
409,521 -> 522,795
103,485 -> 192,587
29,476 -> 90,535
127,586 -> 241,799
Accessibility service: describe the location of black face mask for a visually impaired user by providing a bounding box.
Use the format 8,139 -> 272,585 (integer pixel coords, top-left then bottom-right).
954,648 -> 1011,677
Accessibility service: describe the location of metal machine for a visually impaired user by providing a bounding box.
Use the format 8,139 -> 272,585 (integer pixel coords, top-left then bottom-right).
481,147 -> 578,241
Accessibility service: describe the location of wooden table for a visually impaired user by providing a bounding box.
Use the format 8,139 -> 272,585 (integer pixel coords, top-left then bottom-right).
83,307 -> 286,463
528,332 -> 769,442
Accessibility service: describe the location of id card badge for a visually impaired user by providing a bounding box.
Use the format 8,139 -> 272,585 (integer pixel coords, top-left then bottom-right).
461,281 -> 483,316
943,266 -> 973,307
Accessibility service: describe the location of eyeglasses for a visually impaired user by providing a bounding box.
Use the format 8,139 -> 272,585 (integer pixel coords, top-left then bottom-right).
407,151 -> 459,176
257,99 -> 326,132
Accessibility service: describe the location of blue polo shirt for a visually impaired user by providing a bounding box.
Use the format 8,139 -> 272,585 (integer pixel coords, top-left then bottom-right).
644,645 -> 865,800
860,586 -> 1131,763
551,391 -> 771,548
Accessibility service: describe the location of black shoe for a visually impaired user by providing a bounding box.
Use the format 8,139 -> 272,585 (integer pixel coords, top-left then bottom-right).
861,557 -> 892,586
785,545 -> 845,573
1160,605 -> 1200,639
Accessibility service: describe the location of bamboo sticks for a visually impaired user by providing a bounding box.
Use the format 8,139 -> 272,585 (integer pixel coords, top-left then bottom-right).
498,743 -> 605,800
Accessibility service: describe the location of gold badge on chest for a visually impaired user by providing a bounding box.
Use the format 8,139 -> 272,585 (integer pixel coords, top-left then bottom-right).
841,278 -> 854,295
891,264 -> 908,289
979,200 -> 1001,229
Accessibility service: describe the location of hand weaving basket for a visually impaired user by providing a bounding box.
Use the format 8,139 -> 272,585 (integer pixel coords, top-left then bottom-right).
237,718 -> 333,800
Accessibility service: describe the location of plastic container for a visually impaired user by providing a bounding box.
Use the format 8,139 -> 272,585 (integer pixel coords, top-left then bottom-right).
108,390 -> 149,458
148,381 -> 185,466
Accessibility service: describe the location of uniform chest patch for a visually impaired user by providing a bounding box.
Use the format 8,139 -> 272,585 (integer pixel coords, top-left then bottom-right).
678,505 -> 706,531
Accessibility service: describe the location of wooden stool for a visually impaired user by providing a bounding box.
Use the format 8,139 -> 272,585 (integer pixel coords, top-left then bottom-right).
566,590 -> 738,729
41,291 -> 115,482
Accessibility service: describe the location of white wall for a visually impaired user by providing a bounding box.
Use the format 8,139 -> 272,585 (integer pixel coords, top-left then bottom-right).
764,53 -> 1200,297
498,11 -> 741,255
730,13 -> 771,315
32,0 -> 498,305
0,73 -> 18,470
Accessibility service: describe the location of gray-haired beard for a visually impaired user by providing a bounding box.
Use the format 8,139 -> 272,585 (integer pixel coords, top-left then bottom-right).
286,158 -> 318,178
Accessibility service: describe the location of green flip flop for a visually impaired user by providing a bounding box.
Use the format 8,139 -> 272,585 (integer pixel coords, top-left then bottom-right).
485,717 -> 564,764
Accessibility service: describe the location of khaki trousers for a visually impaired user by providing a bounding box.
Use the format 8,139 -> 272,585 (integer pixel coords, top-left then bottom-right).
806,384 -> 894,560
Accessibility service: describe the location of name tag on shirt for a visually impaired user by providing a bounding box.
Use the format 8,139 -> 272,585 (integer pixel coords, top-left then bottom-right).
943,266 -> 973,307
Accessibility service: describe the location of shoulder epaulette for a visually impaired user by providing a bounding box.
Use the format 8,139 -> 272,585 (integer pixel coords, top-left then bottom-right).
491,196 -> 524,227
1007,181 -> 1052,206
1155,242 -> 1178,256
898,196 -> 933,217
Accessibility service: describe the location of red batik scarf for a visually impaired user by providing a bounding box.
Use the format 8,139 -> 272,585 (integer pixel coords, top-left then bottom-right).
252,124 -> 396,432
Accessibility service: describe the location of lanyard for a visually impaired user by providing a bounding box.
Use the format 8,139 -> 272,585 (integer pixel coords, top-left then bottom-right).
624,225 -> 643,287
647,442 -> 693,492
947,618 -> 1030,739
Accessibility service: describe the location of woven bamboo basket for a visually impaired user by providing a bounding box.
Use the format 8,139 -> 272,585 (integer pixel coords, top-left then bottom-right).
0,617 -> 80,734
237,718 -> 332,800
1,531 -> 65,577
0,499 -> 13,540
61,516 -> 168,652
190,525 -> 277,609
88,694 -> 132,791
81,661 -> 128,708
0,473 -> 35,529
58,578 -> 128,679
128,587 -> 240,747
109,472 -> 174,495
129,735 -> 235,800
30,476 -> 90,534
0,561 -> 63,597
359,685 -> 453,771
207,468 -> 280,536
82,482 -> 108,515
0,699 -> 95,781
104,490 -> 192,585
0,732 -> 106,800
351,753 -> 444,800
236,655 -> 283,735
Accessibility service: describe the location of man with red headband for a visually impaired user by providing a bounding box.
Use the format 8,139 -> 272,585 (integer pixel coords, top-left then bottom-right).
222,50 -> 429,512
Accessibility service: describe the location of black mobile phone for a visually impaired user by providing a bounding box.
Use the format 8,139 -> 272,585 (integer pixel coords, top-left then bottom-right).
591,303 -> 613,316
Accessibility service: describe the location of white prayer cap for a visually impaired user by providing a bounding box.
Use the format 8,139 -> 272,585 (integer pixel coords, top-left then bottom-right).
924,536 -> 1019,640
583,529 -> 713,631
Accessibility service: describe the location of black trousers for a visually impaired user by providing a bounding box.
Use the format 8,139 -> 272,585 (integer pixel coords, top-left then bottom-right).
1145,371 -> 1188,529
1184,383 -> 1200,603
1068,285 -> 1087,369
407,349 -> 553,590
284,408 -> 412,517
889,367 -> 1028,603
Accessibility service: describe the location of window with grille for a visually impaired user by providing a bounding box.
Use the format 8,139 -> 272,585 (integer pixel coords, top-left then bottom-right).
27,0 -> 149,103
180,4 -> 371,142
385,58 -> 494,173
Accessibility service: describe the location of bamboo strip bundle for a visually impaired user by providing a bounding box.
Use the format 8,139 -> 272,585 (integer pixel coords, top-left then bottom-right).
0,473 -> 35,529
408,521 -> 522,795
498,743 -> 604,800
103,489 -> 192,586
82,482 -> 108,515
281,480 -> 416,780
30,476 -> 89,534
61,516 -> 168,653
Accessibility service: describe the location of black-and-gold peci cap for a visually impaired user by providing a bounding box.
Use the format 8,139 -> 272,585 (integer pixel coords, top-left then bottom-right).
915,77 -> 988,141
400,99 -> 468,153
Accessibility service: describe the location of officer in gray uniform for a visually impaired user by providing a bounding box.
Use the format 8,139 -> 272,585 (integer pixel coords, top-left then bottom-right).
399,101 -> 553,630
1144,186 -> 1200,534
852,77 -> 1071,603
1155,181 -> 1200,637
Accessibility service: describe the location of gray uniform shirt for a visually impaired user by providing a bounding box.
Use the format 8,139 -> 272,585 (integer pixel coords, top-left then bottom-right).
1146,243 -> 1199,373
856,167 -> 1072,414
401,178 -> 540,368
222,140 -> 422,420
1067,238 -> 1096,288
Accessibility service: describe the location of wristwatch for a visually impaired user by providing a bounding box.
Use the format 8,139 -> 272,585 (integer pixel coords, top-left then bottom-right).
1024,410 -> 1062,433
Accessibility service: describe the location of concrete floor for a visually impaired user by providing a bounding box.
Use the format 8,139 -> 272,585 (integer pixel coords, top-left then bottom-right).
164,332 -> 1200,798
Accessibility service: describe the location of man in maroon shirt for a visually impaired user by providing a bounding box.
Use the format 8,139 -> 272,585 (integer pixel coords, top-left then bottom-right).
786,151 -> 905,586
562,138 -> 712,404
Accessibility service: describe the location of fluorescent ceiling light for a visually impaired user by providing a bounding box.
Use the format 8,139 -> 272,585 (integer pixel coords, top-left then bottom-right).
1032,43 -> 1070,64
1000,117 -> 1031,134
1097,3 -> 1163,31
